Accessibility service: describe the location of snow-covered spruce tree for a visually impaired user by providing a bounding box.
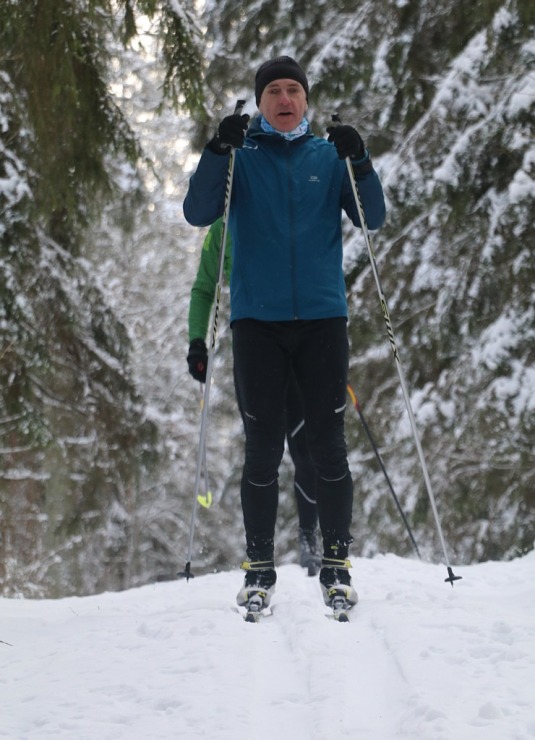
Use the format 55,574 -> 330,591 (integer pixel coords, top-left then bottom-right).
85,24 -> 244,585
0,0 -> 204,596
351,0 -> 535,563
192,0 -> 534,564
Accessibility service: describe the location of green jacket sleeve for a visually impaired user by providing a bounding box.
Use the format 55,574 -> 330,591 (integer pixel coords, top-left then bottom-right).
188,218 -> 232,342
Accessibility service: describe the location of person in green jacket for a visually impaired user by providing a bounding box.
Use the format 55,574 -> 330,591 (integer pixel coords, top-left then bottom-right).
187,217 -> 321,575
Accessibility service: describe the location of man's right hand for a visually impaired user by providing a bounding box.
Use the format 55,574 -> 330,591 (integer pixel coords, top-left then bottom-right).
187,338 -> 208,382
207,113 -> 250,154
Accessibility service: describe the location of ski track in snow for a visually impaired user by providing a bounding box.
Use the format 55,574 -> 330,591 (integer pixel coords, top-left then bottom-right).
1,553 -> 534,740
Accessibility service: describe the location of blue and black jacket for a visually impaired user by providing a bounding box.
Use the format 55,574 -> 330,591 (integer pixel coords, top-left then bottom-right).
184,116 -> 386,323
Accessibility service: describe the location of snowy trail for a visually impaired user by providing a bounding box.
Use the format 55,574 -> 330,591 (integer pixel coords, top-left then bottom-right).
1,553 -> 534,739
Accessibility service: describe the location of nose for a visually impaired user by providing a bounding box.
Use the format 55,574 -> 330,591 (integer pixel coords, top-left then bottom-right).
279,90 -> 291,104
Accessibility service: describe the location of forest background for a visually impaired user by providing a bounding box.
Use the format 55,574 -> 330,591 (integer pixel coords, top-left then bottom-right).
1,0 -> 533,597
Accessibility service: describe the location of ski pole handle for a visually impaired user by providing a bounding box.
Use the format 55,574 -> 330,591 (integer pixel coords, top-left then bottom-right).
234,99 -> 246,116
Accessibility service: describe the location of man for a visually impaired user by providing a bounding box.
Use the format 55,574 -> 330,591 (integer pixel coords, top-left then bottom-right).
187,217 -> 322,575
184,56 -> 386,616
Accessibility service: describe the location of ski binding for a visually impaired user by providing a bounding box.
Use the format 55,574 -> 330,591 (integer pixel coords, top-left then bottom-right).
330,595 -> 351,622
242,592 -> 270,623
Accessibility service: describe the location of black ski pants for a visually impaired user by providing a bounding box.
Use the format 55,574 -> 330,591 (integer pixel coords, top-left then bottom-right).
234,362 -> 318,533
285,372 -> 318,532
232,318 -> 353,561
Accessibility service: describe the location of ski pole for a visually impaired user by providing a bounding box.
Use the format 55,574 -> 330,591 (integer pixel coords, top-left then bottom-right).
180,99 -> 246,581
197,385 -> 213,509
347,383 -> 421,558
333,113 -> 460,585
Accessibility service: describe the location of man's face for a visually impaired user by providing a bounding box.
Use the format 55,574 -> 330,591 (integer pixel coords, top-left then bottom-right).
258,79 -> 308,132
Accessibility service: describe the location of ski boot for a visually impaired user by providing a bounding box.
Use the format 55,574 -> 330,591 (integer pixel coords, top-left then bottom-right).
298,527 -> 322,576
236,560 -> 277,622
319,557 -> 358,622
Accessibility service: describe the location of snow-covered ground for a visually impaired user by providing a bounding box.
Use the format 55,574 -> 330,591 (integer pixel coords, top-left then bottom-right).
1,551 -> 534,740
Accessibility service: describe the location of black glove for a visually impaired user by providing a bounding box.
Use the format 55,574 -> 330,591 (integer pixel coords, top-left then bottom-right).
207,113 -> 250,155
326,124 -> 366,160
187,338 -> 208,383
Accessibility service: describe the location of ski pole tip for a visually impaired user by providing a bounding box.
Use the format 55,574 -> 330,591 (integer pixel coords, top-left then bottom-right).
444,566 -> 462,586
177,562 -> 195,581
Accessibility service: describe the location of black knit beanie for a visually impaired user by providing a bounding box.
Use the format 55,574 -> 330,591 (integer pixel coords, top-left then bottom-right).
255,56 -> 309,105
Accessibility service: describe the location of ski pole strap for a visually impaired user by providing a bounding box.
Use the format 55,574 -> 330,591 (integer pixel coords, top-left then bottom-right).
321,557 -> 352,570
241,560 -> 275,572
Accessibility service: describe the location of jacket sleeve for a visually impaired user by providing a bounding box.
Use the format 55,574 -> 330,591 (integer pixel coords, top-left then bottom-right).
341,158 -> 386,231
188,219 -> 233,341
183,148 -> 232,226
188,220 -> 223,341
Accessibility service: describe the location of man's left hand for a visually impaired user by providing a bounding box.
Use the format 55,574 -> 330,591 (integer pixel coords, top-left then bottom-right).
326,124 -> 366,160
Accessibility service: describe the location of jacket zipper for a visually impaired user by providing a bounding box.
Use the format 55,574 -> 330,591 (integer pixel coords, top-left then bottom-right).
286,140 -> 299,319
